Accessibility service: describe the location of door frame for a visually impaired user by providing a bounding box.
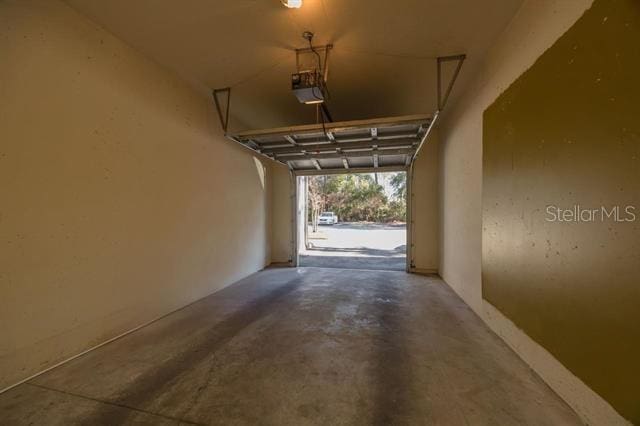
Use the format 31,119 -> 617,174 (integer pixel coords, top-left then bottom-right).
291,167 -> 412,272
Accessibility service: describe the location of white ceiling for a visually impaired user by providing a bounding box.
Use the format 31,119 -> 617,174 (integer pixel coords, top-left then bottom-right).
65,0 -> 523,131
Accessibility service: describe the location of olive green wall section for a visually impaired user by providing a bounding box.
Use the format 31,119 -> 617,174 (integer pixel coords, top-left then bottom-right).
0,0 -> 273,390
483,0 -> 639,422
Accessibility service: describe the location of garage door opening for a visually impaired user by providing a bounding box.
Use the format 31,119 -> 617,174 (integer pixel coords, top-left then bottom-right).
225,114 -> 435,272
297,172 -> 407,271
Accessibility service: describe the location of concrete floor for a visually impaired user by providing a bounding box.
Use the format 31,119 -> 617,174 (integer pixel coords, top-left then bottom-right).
0,268 -> 582,425
300,223 -> 406,271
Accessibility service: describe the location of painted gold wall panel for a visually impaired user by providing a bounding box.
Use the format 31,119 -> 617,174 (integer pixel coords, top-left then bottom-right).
483,0 -> 639,421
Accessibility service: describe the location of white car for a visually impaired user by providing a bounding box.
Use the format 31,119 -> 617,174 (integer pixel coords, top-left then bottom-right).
318,212 -> 338,225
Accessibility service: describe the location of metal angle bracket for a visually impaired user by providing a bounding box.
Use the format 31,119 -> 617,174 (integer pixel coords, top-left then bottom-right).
212,87 -> 231,133
437,54 -> 466,111
295,43 -> 333,83
411,54 -> 466,164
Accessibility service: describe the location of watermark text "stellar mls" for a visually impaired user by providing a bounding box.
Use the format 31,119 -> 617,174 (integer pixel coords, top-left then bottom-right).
545,205 -> 636,222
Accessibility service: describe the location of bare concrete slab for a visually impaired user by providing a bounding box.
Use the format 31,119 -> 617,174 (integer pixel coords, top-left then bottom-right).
0,268 -> 582,425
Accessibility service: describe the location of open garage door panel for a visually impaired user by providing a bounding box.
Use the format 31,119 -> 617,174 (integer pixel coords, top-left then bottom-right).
228,114 -> 432,174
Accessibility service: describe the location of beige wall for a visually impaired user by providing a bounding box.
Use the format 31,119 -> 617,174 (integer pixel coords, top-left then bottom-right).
0,0 -> 273,390
410,131 -> 439,273
269,163 -> 293,264
438,0 -> 630,424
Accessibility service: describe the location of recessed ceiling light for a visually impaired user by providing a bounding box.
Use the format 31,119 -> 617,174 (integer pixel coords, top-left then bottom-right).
282,0 -> 302,8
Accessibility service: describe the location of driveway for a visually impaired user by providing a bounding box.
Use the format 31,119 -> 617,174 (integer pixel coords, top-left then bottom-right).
299,223 -> 406,271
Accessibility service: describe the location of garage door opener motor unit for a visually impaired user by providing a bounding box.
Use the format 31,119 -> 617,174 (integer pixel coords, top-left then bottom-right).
292,70 -> 326,104
292,31 -> 331,105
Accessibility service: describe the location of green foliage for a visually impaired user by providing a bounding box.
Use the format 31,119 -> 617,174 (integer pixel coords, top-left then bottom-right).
308,172 -> 406,223
389,172 -> 407,202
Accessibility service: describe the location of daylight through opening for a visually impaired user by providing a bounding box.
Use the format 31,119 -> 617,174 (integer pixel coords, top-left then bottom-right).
297,172 -> 407,271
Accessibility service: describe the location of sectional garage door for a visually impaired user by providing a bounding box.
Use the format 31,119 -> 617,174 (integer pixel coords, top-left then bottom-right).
227,114 -> 433,174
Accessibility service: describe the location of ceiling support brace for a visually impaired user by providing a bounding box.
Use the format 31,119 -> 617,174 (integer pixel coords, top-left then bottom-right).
437,54 -> 466,111
295,44 -> 333,83
412,54 -> 466,163
213,86 -> 289,165
213,87 -> 231,133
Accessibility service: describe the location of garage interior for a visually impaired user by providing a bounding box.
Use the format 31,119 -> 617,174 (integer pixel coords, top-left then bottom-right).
1,0 -> 638,425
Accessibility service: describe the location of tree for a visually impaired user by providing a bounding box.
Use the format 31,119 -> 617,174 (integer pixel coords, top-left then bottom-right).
307,173 -> 406,223
389,172 -> 407,202
307,176 -> 326,232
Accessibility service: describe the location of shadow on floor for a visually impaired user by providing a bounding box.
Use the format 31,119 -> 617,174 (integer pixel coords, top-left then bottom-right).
0,268 -> 583,425
317,223 -> 407,231
306,245 -> 406,257
299,253 -> 406,271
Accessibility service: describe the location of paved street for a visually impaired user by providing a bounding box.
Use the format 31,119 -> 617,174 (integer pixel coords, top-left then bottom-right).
299,223 -> 406,271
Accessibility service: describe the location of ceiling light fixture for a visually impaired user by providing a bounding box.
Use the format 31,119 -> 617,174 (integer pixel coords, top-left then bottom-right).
282,0 -> 302,8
